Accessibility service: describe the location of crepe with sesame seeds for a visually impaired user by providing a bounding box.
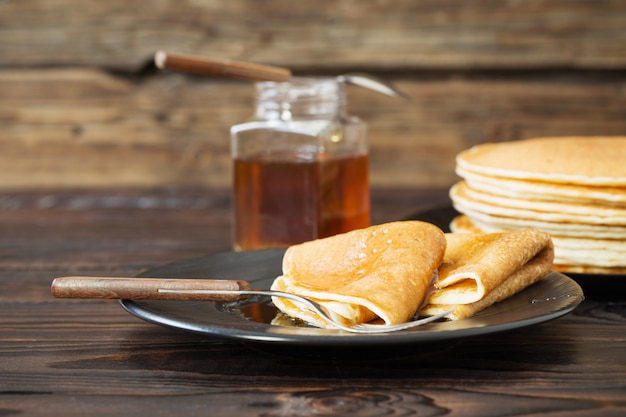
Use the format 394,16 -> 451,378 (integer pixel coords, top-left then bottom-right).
271,221 -> 446,329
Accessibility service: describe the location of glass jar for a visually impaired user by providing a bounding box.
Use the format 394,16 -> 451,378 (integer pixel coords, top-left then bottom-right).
231,77 -> 369,251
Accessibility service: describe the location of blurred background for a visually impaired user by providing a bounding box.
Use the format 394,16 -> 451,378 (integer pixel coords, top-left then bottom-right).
1,0 -> 625,191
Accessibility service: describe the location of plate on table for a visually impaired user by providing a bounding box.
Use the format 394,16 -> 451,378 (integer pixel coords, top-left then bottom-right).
121,247 -> 583,348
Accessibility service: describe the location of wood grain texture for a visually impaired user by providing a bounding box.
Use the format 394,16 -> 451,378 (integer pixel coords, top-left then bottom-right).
2,1 -> 626,189
1,0 -> 625,71
0,187 -> 450,303
1,0 -> 625,412
0,188 -> 624,417
2,69 -> 626,189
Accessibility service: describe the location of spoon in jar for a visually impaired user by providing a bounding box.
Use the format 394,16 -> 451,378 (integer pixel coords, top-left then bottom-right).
155,51 -> 409,99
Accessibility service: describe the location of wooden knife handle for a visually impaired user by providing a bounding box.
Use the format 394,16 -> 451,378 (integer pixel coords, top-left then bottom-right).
51,276 -> 251,301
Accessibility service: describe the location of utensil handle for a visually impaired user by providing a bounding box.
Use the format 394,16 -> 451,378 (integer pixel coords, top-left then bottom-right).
51,276 -> 251,301
154,51 -> 292,82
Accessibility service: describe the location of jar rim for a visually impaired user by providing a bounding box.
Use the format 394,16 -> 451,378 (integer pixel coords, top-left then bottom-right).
254,76 -> 345,119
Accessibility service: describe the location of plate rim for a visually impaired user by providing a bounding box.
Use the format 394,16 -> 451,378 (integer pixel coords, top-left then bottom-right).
120,249 -> 584,347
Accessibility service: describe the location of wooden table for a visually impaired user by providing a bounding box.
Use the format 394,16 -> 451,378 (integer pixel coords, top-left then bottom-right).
1,187 -> 624,416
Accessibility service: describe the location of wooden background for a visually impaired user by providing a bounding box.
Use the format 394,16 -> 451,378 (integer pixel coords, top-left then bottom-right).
2,0 -> 626,190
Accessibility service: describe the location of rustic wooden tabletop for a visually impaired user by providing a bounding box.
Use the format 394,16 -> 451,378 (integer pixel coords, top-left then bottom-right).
1,186 -> 624,416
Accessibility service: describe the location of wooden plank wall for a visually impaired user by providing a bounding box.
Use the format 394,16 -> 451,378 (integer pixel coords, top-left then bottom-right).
1,0 -> 626,190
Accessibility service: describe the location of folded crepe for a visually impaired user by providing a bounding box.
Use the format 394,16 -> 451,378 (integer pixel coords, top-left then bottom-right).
421,228 -> 554,320
271,221 -> 446,329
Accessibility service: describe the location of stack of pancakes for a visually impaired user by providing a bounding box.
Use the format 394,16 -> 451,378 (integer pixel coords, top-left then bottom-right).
449,136 -> 626,274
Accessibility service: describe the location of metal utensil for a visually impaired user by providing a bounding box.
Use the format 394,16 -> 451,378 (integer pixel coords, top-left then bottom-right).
154,51 -> 408,100
51,276 -> 451,334
338,72 -> 410,100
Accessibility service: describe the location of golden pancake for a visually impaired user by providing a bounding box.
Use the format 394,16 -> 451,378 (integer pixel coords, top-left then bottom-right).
457,136 -> 626,186
457,166 -> 626,207
554,244 -> 626,268
271,221 -> 446,329
451,214 -> 626,273
451,199 -> 626,238
551,264 -> 626,275
449,214 -> 485,233
451,182 -> 626,225
421,229 -> 554,320
452,136 -> 626,273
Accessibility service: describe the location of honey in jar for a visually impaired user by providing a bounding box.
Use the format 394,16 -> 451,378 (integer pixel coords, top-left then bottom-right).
231,77 -> 369,250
